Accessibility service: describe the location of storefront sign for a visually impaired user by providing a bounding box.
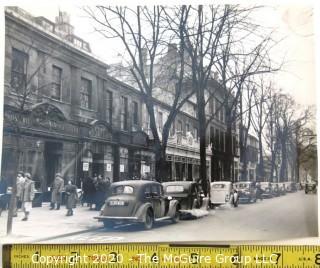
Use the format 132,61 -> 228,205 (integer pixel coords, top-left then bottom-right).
4,109 -> 79,136
120,164 -> 125,173
142,165 -> 150,173
83,162 -> 89,171
89,124 -> 112,140
106,163 -> 112,172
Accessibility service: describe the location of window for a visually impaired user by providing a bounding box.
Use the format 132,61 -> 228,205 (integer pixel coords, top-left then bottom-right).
186,123 -> 190,134
133,101 -> 139,125
170,122 -> 175,136
158,111 -> 163,131
51,65 -> 62,100
215,129 -> 220,150
177,120 -> 183,133
194,126 -> 198,140
11,48 -> 28,91
121,96 -> 128,130
220,130 -> 224,152
105,90 -> 113,124
80,78 -> 92,109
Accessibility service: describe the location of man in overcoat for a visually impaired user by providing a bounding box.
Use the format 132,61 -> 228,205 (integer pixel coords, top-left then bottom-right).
21,172 -> 35,221
50,173 -> 64,210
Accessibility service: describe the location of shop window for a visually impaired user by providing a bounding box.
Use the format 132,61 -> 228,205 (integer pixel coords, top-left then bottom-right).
51,65 -> 62,100
80,77 -> 92,109
121,96 -> 128,130
11,48 -> 28,92
105,90 -> 113,124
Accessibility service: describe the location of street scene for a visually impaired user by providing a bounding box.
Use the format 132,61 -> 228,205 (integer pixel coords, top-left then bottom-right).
0,4 -> 317,243
0,190 -> 317,244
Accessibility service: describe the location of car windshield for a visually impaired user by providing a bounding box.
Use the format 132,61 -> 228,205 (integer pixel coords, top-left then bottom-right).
165,185 -> 184,193
212,184 -> 226,189
112,185 -> 134,195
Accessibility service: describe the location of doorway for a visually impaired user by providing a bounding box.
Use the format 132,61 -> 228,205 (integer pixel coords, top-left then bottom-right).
44,141 -> 63,187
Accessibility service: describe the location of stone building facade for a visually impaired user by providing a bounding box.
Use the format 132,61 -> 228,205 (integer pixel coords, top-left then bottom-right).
2,7 -> 240,190
2,7 -> 154,190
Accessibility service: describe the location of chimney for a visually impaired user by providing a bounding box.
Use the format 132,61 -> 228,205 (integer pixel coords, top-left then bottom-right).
55,11 -> 74,37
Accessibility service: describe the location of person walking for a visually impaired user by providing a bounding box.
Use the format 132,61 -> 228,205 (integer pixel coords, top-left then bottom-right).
14,171 -> 25,217
83,176 -> 96,210
21,172 -> 35,221
65,179 -> 78,216
50,173 -> 64,210
94,175 -> 109,211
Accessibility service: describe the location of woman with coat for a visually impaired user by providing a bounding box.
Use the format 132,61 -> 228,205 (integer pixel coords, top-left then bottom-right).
65,180 -> 78,216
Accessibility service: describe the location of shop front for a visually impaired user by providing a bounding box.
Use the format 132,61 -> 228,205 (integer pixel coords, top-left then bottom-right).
2,103 -> 79,191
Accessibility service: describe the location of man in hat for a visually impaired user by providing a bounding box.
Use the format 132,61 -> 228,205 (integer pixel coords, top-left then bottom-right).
50,173 -> 64,210
21,172 -> 35,221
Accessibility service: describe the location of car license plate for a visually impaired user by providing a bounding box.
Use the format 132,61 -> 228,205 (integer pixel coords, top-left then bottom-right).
109,200 -> 125,206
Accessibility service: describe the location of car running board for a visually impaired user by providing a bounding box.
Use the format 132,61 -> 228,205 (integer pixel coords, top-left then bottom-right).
154,216 -> 172,222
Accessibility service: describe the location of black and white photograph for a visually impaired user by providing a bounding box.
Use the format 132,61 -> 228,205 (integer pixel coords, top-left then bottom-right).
0,3 -> 317,244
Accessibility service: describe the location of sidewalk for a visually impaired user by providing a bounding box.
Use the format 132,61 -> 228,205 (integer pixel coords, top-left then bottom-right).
0,203 -> 102,243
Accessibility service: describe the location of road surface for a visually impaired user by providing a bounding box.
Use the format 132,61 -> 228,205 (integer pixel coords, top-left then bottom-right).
44,190 -> 318,243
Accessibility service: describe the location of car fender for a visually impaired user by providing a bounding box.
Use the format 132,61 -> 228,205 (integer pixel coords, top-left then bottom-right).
134,202 -> 153,222
167,199 -> 180,218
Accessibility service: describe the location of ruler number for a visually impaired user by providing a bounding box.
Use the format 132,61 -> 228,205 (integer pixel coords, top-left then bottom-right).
315,253 -> 320,265
273,253 -> 281,264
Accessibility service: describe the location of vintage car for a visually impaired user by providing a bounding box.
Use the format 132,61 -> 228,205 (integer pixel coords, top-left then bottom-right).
271,183 -> 281,197
210,181 -> 239,207
278,183 -> 287,195
305,181 -> 317,194
162,181 -> 202,210
284,182 -> 297,193
234,182 -> 257,203
94,180 -> 180,229
259,182 -> 273,198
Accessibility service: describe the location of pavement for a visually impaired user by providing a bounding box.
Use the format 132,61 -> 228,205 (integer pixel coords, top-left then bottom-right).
0,203 -> 103,244
0,202 -> 209,244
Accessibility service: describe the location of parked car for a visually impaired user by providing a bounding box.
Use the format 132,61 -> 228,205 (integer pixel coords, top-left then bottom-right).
94,180 -> 180,229
271,183 -> 281,197
278,183 -> 287,195
210,181 -> 239,207
283,182 -> 297,193
162,181 -> 202,210
234,182 -> 257,203
260,182 -> 273,198
305,181 -> 317,194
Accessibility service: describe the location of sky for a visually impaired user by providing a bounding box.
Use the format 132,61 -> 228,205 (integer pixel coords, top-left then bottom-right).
5,3 -> 317,106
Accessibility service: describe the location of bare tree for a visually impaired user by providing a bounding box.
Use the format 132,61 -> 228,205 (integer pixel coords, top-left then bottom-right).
250,77 -> 273,181
84,6 -> 195,181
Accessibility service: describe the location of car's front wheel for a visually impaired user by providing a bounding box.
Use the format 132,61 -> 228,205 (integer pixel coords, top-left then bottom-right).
143,209 -> 154,230
171,208 -> 180,223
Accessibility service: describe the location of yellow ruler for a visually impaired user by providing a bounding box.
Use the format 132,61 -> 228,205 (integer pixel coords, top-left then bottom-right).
2,244 -> 320,267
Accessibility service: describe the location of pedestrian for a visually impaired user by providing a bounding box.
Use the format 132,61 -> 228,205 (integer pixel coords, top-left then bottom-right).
0,178 -> 8,216
82,176 -> 96,210
50,173 -> 64,210
14,171 -> 25,217
21,172 -> 35,221
65,179 -> 78,216
94,175 -> 109,211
